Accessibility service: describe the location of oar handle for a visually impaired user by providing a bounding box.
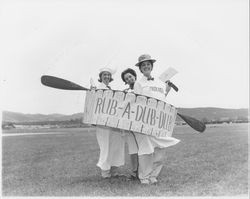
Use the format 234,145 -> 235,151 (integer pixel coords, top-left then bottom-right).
166,81 -> 179,92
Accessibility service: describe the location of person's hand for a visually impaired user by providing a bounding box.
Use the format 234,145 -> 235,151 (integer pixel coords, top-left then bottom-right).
90,85 -> 97,90
165,81 -> 172,96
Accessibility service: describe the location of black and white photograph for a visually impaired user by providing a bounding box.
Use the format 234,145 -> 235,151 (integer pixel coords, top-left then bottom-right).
1,0 -> 249,198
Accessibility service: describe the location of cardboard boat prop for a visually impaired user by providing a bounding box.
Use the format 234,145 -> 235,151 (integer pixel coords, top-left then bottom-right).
83,89 -> 177,138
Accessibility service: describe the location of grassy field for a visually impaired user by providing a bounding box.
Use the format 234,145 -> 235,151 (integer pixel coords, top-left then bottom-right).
2,123 -> 249,197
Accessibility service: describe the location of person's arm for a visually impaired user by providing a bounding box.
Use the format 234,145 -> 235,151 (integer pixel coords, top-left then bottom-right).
133,82 -> 143,95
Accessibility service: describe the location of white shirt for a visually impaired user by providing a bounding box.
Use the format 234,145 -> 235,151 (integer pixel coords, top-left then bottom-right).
97,82 -> 110,90
134,76 -> 169,102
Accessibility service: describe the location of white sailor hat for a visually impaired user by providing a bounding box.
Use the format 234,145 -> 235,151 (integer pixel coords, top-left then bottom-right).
99,67 -> 116,75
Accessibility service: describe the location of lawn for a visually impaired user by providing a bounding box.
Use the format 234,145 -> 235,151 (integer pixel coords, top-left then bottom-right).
2,123 -> 248,196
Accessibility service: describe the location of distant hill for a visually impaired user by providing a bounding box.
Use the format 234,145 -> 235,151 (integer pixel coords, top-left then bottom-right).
2,107 -> 249,124
176,107 -> 248,121
2,111 -> 83,123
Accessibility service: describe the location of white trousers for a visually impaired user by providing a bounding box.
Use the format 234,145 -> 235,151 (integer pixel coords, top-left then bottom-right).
135,133 -> 180,181
124,131 -> 139,173
124,131 -> 138,155
138,147 -> 166,181
96,127 -> 125,171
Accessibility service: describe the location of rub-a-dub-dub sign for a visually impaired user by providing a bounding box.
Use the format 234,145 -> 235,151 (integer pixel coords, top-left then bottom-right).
83,89 -> 177,138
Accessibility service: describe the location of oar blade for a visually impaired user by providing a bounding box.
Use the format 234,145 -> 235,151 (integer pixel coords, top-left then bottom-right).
177,113 -> 206,133
41,75 -> 87,90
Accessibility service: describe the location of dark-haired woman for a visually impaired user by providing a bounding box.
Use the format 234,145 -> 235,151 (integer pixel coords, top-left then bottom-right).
121,68 -> 139,180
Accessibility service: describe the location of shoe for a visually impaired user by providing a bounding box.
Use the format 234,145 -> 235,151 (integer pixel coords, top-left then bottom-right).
102,174 -> 111,179
111,172 -> 122,177
127,174 -> 138,181
150,177 -> 158,184
127,170 -> 139,181
101,170 -> 111,178
110,166 -> 126,177
140,179 -> 150,185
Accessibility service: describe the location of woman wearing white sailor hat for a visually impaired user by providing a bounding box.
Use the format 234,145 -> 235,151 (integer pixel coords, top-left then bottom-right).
94,67 -> 125,178
97,67 -> 116,88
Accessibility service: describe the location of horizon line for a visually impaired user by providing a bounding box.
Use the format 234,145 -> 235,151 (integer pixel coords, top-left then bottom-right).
2,106 -> 249,115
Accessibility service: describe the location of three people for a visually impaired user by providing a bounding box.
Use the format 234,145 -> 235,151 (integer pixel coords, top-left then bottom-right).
92,55 -> 180,184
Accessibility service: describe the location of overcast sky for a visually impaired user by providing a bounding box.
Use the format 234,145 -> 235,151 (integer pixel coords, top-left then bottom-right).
1,0 -> 249,114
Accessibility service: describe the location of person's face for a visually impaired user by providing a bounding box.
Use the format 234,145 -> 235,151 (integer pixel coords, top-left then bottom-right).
140,61 -> 153,77
124,73 -> 136,86
101,71 -> 111,85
